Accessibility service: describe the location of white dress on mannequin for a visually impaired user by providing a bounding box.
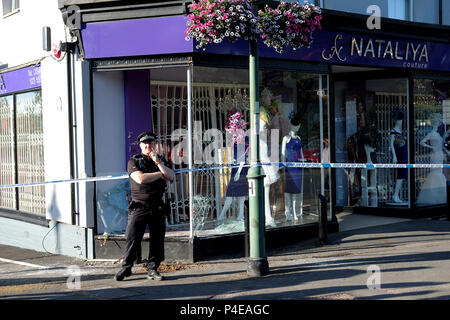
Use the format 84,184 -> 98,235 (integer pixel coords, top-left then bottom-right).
260,115 -> 279,227
416,119 -> 446,205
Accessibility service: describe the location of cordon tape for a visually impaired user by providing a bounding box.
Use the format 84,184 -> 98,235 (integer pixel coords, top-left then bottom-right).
1,162 -> 449,189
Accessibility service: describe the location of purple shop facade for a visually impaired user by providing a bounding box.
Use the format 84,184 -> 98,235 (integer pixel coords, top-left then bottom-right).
0,65 -> 42,95
79,15 -> 450,161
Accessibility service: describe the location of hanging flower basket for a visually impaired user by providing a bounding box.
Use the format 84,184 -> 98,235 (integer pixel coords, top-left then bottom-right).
185,0 -> 259,50
258,1 -> 322,53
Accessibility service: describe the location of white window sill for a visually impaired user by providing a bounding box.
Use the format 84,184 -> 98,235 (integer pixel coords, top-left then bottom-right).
2,8 -> 20,19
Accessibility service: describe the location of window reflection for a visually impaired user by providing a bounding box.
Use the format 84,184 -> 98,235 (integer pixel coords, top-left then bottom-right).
414,79 -> 450,206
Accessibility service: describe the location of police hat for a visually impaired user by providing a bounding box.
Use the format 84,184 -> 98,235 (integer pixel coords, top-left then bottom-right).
137,131 -> 157,143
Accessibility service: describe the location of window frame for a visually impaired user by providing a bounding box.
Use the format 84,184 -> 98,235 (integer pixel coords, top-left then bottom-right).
0,88 -> 45,217
2,0 -> 20,18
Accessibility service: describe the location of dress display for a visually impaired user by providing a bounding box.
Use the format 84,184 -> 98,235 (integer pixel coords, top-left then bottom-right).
390,128 -> 408,179
226,141 -> 249,197
416,131 -> 446,205
284,136 -> 303,194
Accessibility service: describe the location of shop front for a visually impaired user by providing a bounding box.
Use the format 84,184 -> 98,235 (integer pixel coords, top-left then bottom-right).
71,9 -> 450,261
334,73 -> 450,214
0,64 -> 45,219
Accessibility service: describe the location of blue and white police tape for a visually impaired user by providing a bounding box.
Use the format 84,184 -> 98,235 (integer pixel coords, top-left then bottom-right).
1,162 -> 449,189
0,173 -> 129,189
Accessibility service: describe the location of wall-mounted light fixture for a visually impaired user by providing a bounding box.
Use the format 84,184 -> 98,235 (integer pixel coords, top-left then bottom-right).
42,26 -> 51,51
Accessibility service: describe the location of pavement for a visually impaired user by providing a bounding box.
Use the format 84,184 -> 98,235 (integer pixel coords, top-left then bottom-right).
1,213 -> 450,309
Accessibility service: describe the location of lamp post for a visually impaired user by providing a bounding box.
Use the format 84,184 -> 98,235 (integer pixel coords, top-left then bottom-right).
246,0 -> 269,277
186,0 -> 321,277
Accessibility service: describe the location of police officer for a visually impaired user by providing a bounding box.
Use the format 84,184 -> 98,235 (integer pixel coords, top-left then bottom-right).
115,131 -> 174,281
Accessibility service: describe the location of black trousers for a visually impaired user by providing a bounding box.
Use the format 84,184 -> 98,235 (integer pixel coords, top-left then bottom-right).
122,205 -> 166,271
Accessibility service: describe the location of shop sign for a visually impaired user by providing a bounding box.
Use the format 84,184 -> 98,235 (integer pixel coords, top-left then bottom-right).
79,15 -> 450,72
0,75 -> 5,91
320,33 -> 431,70
200,28 -> 449,71
0,65 -> 41,95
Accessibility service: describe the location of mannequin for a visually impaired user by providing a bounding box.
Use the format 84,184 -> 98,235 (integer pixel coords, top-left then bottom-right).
360,124 -> 380,166
360,126 -> 379,207
217,139 -> 248,222
390,109 -> 408,204
260,105 -> 279,226
444,130 -> 450,181
416,113 -> 446,205
217,112 -> 249,223
364,144 -> 375,164
281,114 -> 304,221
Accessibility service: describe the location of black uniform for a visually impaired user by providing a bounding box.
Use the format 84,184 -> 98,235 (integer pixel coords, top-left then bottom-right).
122,153 -> 167,272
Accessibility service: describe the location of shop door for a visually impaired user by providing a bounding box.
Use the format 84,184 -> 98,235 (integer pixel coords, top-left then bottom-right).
334,77 -> 410,210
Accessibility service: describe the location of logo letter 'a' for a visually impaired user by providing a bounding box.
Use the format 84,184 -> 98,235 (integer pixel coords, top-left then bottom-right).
66,265 -> 81,290
366,5 -> 381,30
65,5 -> 81,29
367,265 -> 381,290
0,75 -> 5,90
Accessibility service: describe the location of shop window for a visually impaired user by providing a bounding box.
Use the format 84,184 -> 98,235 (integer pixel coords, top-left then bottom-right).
93,67 -> 191,235
388,0 -> 411,20
93,65 -> 330,237
323,0 -> 389,17
413,79 -> 450,206
191,66 -> 250,234
323,0 -> 441,24
443,0 -> 450,26
190,66 -> 329,235
2,0 -> 19,17
412,0 -> 439,24
285,0 -> 320,5
0,95 -> 15,209
0,90 -> 45,215
150,68 -> 190,226
334,78 -> 409,208
15,91 -> 45,214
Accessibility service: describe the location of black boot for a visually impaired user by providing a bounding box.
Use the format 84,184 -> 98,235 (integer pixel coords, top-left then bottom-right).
114,267 -> 132,281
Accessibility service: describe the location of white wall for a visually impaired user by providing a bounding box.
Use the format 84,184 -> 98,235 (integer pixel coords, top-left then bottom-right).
73,54 -> 95,228
41,53 -> 73,224
0,0 -> 67,67
1,1 -> 95,230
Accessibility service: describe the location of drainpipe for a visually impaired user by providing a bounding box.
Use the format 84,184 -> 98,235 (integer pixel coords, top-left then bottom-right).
66,47 -> 78,226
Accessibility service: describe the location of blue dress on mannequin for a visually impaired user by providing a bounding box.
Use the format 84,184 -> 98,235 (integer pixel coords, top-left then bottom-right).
285,137 -> 303,194
226,139 -> 249,197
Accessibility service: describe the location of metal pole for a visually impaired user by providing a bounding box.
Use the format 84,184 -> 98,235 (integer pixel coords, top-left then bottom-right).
447,181 -> 450,221
246,15 -> 269,276
318,194 -> 328,245
187,66 -> 194,238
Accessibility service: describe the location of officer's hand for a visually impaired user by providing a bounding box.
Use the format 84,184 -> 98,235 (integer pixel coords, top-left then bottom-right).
149,151 -> 158,163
